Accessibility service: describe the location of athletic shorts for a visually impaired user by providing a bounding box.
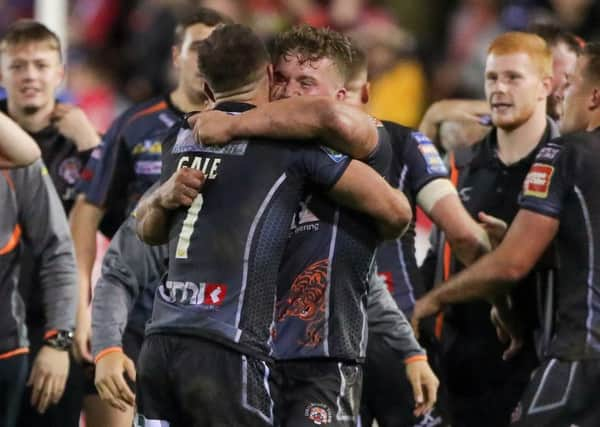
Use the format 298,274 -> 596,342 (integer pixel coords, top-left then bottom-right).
360,331 -> 446,427
510,357 -> 600,427
135,334 -> 277,427
278,359 -> 362,427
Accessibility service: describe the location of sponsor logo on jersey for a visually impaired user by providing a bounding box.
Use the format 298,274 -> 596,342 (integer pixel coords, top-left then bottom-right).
159,281 -> 227,307
304,403 -> 332,425
536,146 -> 560,162
413,132 -> 448,175
320,146 -> 346,163
172,128 -> 247,156
58,157 -> 82,184
135,160 -> 162,176
523,164 -> 554,199
132,139 -> 162,156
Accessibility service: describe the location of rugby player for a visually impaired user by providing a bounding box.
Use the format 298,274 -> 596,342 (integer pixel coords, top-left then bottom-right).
0,111 -> 40,167
135,24 -> 411,426
413,41 -> 600,427
68,8 -> 229,427
418,32 -> 561,427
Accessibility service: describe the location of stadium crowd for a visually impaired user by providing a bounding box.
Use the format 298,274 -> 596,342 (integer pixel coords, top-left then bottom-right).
1,1 -> 600,427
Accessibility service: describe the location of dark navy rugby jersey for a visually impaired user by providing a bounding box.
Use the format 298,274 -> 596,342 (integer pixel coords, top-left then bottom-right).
273,125 -> 392,361
78,95 -> 183,225
376,122 -> 448,316
520,129 -> 600,360
146,101 -> 351,359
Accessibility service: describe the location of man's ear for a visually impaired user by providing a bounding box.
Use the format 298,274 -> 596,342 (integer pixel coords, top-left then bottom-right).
361,82 -> 370,105
336,87 -> 347,101
540,75 -> 553,100
172,45 -> 181,69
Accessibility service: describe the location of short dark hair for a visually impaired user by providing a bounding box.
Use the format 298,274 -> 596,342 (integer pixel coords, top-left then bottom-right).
173,7 -> 232,46
271,25 -> 354,82
0,19 -> 61,61
528,23 -> 583,55
581,42 -> 600,83
197,24 -> 269,94
347,41 -> 368,83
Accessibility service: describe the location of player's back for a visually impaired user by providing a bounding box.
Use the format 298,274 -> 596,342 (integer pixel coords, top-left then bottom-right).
148,102 -> 350,359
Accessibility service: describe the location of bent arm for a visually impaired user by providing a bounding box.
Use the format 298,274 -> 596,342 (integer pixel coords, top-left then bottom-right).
329,159 -> 412,239
428,209 -> 558,306
0,111 -> 41,167
200,97 -> 378,159
135,188 -> 172,245
16,160 -> 78,333
418,179 -> 491,265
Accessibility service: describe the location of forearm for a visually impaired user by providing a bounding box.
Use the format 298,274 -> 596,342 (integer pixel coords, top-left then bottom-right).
69,197 -> 105,308
230,97 -> 377,159
0,111 -> 41,166
91,278 -> 134,357
136,192 -> 172,245
367,272 -> 425,360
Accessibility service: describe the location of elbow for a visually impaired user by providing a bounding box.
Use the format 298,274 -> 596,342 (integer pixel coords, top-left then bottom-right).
502,261 -> 530,283
379,195 -> 413,240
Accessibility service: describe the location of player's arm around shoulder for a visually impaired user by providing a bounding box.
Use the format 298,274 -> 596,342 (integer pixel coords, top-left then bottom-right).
191,96 -> 378,160
0,111 -> 41,167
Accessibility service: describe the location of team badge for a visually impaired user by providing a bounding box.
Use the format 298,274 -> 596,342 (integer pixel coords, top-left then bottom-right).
413,132 -> 448,175
58,157 -> 82,184
523,164 -> 554,199
305,403 -> 332,425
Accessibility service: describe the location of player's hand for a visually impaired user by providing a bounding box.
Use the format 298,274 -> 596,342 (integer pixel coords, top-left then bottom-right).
28,346 -> 70,413
73,303 -> 93,363
411,294 -> 443,338
188,110 -> 234,146
158,167 -> 206,210
51,104 -> 100,151
405,359 -> 439,417
491,304 -> 523,360
478,211 -> 508,249
95,351 -> 136,411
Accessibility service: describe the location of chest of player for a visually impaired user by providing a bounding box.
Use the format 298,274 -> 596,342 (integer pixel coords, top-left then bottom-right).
34,131 -> 88,213
127,128 -> 171,179
459,159 -> 533,224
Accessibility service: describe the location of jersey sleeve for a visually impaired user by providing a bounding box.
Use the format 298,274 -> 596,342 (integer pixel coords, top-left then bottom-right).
292,144 -> 352,190
364,126 -> 392,176
14,160 -> 77,332
404,131 -> 449,193
77,112 -> 133,207
519,141 -> 572,218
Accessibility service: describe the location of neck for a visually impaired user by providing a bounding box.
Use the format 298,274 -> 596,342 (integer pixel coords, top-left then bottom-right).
170,87 -> 211,113
496,105 -> 547,165
7,99 -> 54,133
214,82 -> 269,107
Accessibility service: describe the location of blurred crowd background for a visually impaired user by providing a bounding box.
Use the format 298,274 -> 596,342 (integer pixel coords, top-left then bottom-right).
1,0 -> 599,133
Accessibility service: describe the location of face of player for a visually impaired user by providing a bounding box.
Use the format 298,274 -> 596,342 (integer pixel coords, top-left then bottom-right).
560,55 -> 592,134
484,52 -> 549,131
271,53 -> 346,101
547,42 -> 578,120
0,41 -> 63,115
174,23 -> 217,99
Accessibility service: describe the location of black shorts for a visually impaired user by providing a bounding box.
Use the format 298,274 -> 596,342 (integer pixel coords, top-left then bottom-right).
278,359 -> 362,427
510,357 -> 600,427
360,332 -> 446,427
136,334 -> 277,427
